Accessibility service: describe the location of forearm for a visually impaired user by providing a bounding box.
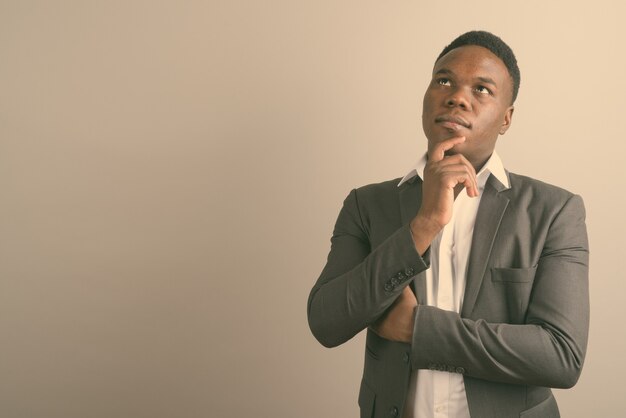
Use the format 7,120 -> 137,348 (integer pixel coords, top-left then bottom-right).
308,223 -> 428,347
411,195 -> 590,388
411,305 -> 587,388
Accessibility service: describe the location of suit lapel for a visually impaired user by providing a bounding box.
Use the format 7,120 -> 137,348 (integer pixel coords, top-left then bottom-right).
398,178 -> 427,305
461,174 -> 510,317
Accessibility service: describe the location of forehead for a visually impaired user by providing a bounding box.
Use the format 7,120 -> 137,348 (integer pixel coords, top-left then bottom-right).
433,45 -> 511,85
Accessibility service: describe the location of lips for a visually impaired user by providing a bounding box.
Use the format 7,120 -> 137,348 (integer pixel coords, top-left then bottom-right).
435,114 -> 470,129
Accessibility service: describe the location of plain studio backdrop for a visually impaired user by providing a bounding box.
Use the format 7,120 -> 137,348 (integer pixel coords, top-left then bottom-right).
1,1 -> 624,417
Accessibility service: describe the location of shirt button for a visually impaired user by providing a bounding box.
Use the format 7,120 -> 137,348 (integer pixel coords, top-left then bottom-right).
435,405 -> 444,413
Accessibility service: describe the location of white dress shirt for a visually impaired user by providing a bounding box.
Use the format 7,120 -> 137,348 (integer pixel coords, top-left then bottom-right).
397,151 -> 510,418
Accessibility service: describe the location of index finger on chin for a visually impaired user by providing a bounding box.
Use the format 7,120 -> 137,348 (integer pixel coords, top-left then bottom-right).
429,136 -> 465,163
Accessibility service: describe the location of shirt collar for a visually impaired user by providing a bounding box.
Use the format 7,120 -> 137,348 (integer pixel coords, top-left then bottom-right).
397,150 -> 510,190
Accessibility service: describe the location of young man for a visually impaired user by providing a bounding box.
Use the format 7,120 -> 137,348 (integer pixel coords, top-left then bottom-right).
307,31 -> 589,418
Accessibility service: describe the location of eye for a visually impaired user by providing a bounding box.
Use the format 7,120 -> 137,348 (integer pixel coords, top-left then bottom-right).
437,78 -> 451,86
475,85 -> 492,95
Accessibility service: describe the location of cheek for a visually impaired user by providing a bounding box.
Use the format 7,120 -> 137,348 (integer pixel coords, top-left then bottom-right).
422,90 -> 435,111
421,95 -> 431,122
478,111 -> 505,133
421,102 -> 432,129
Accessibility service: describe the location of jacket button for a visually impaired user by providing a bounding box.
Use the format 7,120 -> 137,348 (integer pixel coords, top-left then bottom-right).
389,406 -> 398,417
405,267 -> 415,276
391,277 -> 399,286
428,363 -> 437,370
456,367 -> 466,374
384,283 -> 393,291
402,352 -> 410,363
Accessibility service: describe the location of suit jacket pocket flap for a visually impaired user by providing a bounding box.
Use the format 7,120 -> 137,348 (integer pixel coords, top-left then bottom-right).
491,266 -> 537,283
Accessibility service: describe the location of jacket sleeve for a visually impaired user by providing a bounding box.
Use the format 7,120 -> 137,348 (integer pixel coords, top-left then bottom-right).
410,194 -> 590,388
307,188 -> 429,348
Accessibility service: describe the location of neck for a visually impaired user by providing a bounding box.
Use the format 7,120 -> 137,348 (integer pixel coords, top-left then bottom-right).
471,154 -> 492,174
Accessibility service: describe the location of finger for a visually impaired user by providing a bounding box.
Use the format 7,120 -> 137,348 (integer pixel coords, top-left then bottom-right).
442,171 -> 474,190
437,164 -> 476,186
429,137 -> 465,162
438,170 -> 477,196
469,174 -> 479,197
455,155 -> 478,197
437,155 -> 479,196
462,160 -> 479,197
435,153 -> 472,168
428,136 -> 465,163
458,174 -> 477,196
444,163 -> 477,197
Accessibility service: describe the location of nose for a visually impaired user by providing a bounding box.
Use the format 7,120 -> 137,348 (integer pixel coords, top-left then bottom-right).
445,87 -> 471,110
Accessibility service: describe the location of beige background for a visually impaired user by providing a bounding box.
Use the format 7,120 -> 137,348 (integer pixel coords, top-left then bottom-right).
1,1 -> 624,417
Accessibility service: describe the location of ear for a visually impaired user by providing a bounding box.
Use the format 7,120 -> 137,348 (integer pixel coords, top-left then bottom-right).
499,106 -> 514,135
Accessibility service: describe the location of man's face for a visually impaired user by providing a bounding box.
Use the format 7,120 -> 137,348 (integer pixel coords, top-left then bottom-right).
422,45 -> 514,169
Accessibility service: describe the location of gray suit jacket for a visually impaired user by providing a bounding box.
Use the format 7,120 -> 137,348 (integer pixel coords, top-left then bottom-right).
308,172 -> 589,418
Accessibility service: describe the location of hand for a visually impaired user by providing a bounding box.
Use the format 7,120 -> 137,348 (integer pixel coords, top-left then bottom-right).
409,137 -> 478,254
370,287 -> 418,343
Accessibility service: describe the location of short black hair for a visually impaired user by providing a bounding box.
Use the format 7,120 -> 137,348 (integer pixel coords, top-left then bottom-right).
436,31 -> 520,104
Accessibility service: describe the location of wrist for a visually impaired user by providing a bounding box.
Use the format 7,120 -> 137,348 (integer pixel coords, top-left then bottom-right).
410,215 -> 441,255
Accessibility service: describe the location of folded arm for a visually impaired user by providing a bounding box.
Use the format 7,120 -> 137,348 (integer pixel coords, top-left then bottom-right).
307,187 -> 429,348
410,193 -> 589,388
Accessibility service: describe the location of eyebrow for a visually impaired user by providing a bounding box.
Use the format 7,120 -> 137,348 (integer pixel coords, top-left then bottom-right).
477,76 -> 497,87
435,68 -> 454,77
434,68 -> 498,87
